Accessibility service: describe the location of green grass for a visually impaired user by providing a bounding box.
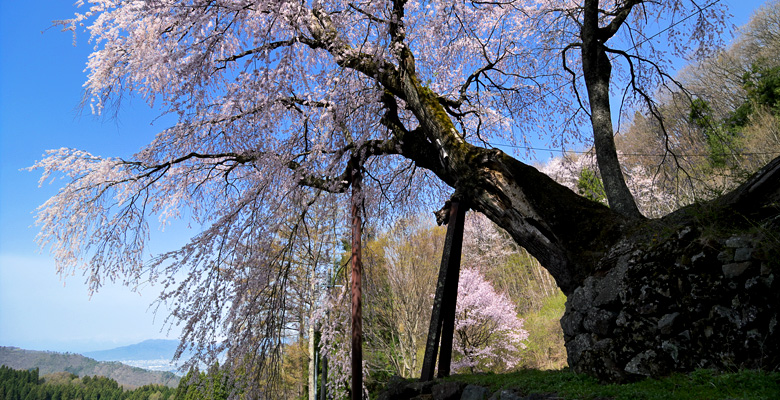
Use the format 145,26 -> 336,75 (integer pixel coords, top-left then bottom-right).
518,291 -> 568,370
447,368 -> 780,399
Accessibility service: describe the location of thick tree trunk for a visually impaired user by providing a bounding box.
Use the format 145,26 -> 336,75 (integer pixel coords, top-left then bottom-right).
433,145 -> 624,295
581,0 -> 643,219
374,17 -> 779,381
390,51 -> 627,295
404,85 -> 780,381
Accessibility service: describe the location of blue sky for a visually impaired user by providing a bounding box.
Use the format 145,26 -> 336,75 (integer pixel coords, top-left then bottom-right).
0,0 -> 769,354
0,1 -> 180,353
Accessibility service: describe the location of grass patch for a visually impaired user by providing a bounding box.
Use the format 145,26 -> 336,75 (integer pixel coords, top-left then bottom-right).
447,368 -> 780,399
519,291 -> 567,370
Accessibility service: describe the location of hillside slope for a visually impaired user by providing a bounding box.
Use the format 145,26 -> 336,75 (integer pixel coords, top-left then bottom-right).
0,347 -> 179,389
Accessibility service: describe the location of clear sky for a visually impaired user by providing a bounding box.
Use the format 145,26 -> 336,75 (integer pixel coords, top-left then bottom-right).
0,0 -> 770,354
0,1 -> 181,353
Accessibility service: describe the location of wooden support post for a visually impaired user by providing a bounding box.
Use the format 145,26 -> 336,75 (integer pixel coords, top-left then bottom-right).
319,354 -> 328,400
420,196 -> 467,381
436,196 -> 466,377
350,165 -> 363,400
309,275 -> 317,400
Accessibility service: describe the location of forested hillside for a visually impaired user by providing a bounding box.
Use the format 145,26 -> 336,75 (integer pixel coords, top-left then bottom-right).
0,347 -> 179,389
0,366 -> 176,400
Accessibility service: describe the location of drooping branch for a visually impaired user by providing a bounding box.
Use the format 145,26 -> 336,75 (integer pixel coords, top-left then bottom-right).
291,132 -> 441,195
562,43 -> 588,115
604,47 -> 694,186
121,151 -> 257,176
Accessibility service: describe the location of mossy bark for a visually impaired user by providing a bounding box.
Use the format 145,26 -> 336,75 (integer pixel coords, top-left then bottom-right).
323,15 -> 780,378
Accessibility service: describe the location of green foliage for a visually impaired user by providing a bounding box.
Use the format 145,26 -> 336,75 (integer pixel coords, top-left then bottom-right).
688,64 -> 780,170
689,98 -> 742,168
724,64 -> 780,132
0,365 -> 176,400
517,292 -> 567,370
576,169 -> 607,204
173,366 -> 230,400
743,64 -> 780,114
448,368 -> 780,399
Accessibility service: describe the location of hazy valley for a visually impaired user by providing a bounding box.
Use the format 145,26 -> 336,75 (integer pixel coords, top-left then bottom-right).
0,340 -> 183,389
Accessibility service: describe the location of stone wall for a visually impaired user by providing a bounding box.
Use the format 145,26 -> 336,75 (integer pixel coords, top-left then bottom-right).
562,222 -> 780,382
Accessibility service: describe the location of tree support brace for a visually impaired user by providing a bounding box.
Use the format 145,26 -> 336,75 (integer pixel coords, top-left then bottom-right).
351,164 -> 364,399
420,195 -> 468,381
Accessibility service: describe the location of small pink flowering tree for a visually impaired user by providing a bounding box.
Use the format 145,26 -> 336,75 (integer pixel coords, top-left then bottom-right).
452,268 -> 528,374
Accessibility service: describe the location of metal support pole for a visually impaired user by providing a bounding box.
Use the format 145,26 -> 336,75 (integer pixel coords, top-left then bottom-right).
420,196 -> 467,381
350,165 -> 363,399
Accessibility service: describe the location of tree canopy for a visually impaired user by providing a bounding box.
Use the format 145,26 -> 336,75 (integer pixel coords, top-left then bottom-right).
34,0 -> 739,394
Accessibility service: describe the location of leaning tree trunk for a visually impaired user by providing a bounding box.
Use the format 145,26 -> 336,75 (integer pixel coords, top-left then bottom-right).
310,13 -> 780,380
403,88 -> 780,380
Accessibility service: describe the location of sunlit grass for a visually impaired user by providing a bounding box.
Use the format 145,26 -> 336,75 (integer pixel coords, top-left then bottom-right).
518,291 -> 568,370
447,368 -> 780,399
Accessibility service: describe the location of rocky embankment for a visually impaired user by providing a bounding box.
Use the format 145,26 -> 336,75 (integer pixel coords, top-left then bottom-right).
562,221 -> 779,381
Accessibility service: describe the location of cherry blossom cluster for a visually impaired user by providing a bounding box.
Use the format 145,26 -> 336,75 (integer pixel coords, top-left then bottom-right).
32,0 -> 730,395
538,152 -> 679,217
452,267 -> 529,373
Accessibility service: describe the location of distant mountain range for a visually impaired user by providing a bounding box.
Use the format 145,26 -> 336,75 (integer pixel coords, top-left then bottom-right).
0,346 -> 180,389
83,339 -> 190,373
84,339 -> 180,361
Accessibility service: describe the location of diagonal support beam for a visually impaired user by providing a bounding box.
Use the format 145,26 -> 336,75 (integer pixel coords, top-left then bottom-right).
420,196 -> 468,381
